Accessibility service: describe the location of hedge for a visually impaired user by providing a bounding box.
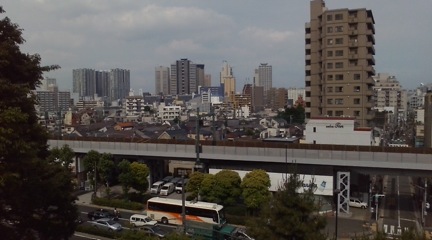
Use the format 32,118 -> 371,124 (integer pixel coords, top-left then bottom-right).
92,197 -> 144,210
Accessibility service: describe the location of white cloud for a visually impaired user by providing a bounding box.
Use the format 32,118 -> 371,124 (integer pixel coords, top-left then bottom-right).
239,27 -> 296,44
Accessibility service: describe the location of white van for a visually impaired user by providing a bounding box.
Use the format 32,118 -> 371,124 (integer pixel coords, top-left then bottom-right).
150,181 -> 165,195
159,182 -> 175,196
129,214 -> 157,227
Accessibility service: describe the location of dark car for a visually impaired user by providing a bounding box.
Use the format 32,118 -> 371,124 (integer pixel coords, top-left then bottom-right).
87,209 -> 118,221
140,225 -> 169,238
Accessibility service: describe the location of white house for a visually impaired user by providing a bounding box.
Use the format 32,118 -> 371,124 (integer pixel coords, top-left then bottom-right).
304,117 -> 376,146
157,102 -> 181,121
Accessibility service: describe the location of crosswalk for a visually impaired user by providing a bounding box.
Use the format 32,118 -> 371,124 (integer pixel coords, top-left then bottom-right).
383,224 -> 409,235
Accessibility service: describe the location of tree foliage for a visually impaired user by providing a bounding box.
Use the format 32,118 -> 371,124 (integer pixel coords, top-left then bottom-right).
200,170 -> 242,205
118,159 -> 134,197
0,6 -> 77,239
246,172 -> 327,240
241,169 -> 271,211
277,105 -> 305,124
47,144 -> 75,170
186,171 -> 205,199
130,161 -> 150,194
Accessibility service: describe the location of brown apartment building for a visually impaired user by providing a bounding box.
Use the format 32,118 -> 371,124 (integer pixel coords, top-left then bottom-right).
305,0 -> 376,127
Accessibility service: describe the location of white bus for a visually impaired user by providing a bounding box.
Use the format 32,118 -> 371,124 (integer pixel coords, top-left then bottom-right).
146,197 -> 226,225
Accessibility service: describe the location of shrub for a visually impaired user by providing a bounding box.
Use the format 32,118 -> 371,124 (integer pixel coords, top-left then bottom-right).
92,197 -> 144,210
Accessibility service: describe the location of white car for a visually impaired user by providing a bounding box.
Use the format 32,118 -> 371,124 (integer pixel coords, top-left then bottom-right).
349,198 -> 368,209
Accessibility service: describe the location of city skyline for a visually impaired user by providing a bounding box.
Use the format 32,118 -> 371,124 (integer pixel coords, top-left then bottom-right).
2,0 -> 431,93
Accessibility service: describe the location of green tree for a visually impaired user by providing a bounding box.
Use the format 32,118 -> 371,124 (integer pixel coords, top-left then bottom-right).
241,169 -> 271,215
83,150 -> 101,192
247,172 -> 327,240
99,153 -> 115,197
130,161 -> 150,195
0,7 -> 78,239
47,144 -> 75,170
200,174 -> 217,202
186,171 -> 205,199
277,105 -> 306,124
118,159 -> 134,198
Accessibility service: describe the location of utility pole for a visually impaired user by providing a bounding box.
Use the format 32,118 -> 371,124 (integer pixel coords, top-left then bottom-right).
195,107 -> 202,172
181,172 -> 186,234
211,105 -> 216,146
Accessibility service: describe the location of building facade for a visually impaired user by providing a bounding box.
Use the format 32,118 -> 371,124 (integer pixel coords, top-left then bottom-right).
220,61 -> 236,102
109,68 -> 130,102
254,63 -> 272,99
372,73 -> 407,120
73,68 -> 96,98
170,59 -> 202,95
424,92 -> 432,148
155,66 -> 170,95
305,0 -> 376,127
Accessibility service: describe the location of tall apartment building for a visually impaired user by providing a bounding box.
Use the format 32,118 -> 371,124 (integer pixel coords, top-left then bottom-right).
254,63 -> 272,99
196,64 -> 205,89
266,88 -> 288,110
424,91 -> 432,148
305,0 -> 376,127
109,68 -> 130,102
36,85 -> 71,112
220,61 -> 236,102
73,68 -> 130,102
73,68 -> 96,98
373,73 -> 407,119
170,59 -> 202,95
38,77 -> 57,91
155,66 -> 170,95
204,74 -> 212,87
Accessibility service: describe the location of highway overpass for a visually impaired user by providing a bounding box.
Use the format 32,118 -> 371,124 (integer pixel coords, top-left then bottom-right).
48,138 -> 432,176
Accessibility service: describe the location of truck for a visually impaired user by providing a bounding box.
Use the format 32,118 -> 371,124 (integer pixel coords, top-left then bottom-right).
184,220 -> 254,240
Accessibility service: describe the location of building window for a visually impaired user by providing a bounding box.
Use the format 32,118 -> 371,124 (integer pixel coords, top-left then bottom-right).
335,14 -> 343,20
313,127 -> 316,133
335,98 -> 343,105
354,111 -> 360,116
354,74 -> 361,80
327,111 -> 333,116
327,63 -> 333,69
327,27 -> 333,33
327,39 -> 334,45
335,50 -> 344,56
335,26 -> 344,32
335,38 -> 344,44
335,86 -> 343,92
327,99 -> 333,104
335,74 -> 344,80
335,111 -> 343,116
335,62 -> 344,68
327,74 -> 334,81
327,51 -> 333,57
354,98 -> 360,104
354,86 -> 361,92
327,15 -> 333,21
327,87 -> 333,92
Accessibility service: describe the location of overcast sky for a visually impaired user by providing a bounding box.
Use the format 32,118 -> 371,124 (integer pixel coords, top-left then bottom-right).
2,0 -> 431,93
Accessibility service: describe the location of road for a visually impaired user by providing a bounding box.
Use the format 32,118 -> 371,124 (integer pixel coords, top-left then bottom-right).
381,175 -> 418,237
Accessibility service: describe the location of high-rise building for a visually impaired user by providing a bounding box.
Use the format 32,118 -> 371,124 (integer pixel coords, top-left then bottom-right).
220,61 -> 236,102
96,70 -> 110,98
38,77 -> 57,91
109,68 -> 130,102
36,86 -> 71,112
287,88 -> 306,103
73,68 -> 96,98
155,66 -> 170,95
424,92 -> 432,148
373,73 -> 407,120
266,88 -> 288,110
305,0 -> 376,127
254,63 -> 272,98
170,59 -> 202,95
204,74 -> 212,87
196,64 -> 205,89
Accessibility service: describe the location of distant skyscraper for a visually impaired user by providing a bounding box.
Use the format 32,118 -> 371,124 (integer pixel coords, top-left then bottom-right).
170,59 -> 202,95
96,71 -> 110,98
73,68 -> 96,98
39,77 -> 57,91
204,74 -> 212,87
196,64 -> 205,89
109,68 -> 130,102
220,61 -> 236,102
373,73 -> 407,119
155,66 -> 170,95
254,63 -> 272,99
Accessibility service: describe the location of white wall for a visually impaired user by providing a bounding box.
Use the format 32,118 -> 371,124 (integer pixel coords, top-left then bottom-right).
209,169 -> 333,196
304,118 -> 373,146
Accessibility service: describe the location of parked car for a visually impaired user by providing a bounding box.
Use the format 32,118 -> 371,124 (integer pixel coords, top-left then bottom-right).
89,218 -> 123,231
130,214 -> 158,227
150,181 -> 165,195
160,182 -> 175,196
170,177 -> 182,184
162,176 -> 174,183
175,179 -> 189,193
349,198 -> 368,209
87,209 -> 118,221
140,225 -> 168,238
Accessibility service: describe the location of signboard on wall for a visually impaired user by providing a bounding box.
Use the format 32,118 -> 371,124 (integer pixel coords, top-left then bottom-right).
209,169 -> 334,196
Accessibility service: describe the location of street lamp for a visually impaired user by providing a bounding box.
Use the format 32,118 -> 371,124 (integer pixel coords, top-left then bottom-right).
334,188 -> 340,239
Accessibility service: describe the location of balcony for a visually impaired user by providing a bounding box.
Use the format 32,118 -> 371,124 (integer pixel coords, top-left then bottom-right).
306,55 -> 311,60
349,41 -> 358,47
305,65 -> 311,71
349,17 -> 358,23
349,30 -> 358,35
305,33 -> 311,39
349,54 -> 358,59
305,44 -> 311,49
